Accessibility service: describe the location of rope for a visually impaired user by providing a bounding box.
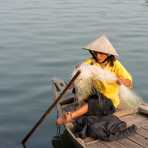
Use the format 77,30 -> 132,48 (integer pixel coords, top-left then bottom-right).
56,109 -> 61,136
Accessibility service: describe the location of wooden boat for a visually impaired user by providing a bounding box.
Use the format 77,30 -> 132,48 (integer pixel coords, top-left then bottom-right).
52,79 -> 148,148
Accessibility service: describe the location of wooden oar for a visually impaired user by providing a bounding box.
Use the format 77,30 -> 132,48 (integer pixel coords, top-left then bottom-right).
21,70 -> 81,145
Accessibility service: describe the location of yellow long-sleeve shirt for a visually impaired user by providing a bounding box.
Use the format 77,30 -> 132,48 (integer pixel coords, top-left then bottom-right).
83,58 -> 133,108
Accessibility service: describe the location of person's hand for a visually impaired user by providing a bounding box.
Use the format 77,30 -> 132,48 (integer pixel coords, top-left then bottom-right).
75,63 -> 81,69
116,76 -> 123,85
116,76 -> 133,88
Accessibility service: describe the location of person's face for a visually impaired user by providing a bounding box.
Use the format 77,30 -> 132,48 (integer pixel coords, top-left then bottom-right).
95,51 -> 108,63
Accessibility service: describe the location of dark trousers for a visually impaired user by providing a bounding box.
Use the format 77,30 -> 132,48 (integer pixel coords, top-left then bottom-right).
87,92 -> 115,117
74,92 -> 137,141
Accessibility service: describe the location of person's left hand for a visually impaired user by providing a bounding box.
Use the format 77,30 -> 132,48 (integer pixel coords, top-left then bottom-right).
116,76 -> 132,88
116,76 -> 123,85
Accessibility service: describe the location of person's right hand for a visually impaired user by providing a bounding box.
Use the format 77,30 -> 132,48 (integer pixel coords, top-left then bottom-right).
75,63 -> 81,69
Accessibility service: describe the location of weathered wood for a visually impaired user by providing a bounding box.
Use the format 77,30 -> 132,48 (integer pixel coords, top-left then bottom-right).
118,138 -> 142,148
121,114 -> 148,127
137,119 -> 148,128
103,141 -> 126,148
142,125 -> 148,130
128,133 -> 148,147
86,141 -> 109,148
137,128 -> 148,139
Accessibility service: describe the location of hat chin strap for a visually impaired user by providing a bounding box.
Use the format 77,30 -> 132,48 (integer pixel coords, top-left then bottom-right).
89,51 -> 97,61
102,55 -> 110,63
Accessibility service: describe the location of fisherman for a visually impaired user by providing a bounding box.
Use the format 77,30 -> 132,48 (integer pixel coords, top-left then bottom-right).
56,35 -> 133,125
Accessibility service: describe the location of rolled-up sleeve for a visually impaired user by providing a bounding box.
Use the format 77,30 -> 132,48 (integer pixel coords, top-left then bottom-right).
114,60 -> 133,82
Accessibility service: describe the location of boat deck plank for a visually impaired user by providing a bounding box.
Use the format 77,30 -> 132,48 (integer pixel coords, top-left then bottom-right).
103,141 -> 127,148
118,138 -> 143,148
142,124 -> 148,130
137,128 -> 148,138
128,133 -> 148,147
86,140 -> 110,148
120,114 -> 148,127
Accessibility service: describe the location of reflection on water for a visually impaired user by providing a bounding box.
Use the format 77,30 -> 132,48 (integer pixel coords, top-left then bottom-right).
22,144 -> 27,148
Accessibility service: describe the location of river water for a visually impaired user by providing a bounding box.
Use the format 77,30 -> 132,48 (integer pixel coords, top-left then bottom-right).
0,0 -> 148,147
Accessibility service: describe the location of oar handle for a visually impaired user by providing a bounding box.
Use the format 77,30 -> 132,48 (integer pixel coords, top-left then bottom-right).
21,70 -> 81,145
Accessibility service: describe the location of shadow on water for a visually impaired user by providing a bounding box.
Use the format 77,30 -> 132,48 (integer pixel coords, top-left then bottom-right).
22,144 -> 27,148
52,130 -> 76,148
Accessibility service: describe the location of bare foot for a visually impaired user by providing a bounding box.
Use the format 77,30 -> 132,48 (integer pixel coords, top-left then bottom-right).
56,112 -> 73,125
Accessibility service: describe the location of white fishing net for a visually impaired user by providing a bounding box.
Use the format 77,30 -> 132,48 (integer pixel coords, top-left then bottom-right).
119,85 -> 143,109
72,63 -> 143,109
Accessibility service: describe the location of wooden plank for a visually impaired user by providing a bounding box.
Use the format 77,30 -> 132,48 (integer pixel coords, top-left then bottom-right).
86,140 -> 109,148
128,133 -> 148,147
118,138 -> 143,148
138,119 -> 148,128
142,124 -> 148,130
86,139 -> 127,148
103,141 -> 126,148
137,128 -> 148,139
121,114 -> 148,127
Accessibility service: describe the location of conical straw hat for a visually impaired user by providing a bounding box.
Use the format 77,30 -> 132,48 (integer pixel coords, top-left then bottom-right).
83,35 -> 119,57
